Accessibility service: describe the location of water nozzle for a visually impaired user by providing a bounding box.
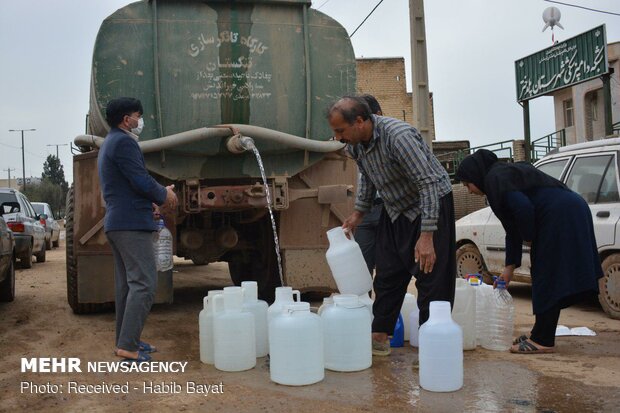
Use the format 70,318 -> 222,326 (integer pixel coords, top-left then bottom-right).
226,134 -> 256,154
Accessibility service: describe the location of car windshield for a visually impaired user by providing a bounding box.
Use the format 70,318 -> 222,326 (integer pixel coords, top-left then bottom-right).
32,204 -> 45,214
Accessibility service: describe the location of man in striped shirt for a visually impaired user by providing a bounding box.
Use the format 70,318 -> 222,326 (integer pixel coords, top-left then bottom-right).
327,96 -> 456,356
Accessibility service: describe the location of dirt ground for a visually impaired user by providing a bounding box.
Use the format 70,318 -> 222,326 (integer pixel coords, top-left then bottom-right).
1,238 -> 619,413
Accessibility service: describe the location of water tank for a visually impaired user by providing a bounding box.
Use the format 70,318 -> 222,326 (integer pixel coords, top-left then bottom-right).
88,0 -> 356,180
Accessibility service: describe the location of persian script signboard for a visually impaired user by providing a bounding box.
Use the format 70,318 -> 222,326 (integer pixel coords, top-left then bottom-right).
515,25 -> 608,102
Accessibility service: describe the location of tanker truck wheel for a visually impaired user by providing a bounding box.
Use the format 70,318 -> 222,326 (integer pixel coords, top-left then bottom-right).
66,186 -> 114,314
227,215 -> 281,303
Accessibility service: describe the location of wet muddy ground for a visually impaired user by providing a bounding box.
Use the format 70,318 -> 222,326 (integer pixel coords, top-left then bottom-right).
1,241 -> 619,412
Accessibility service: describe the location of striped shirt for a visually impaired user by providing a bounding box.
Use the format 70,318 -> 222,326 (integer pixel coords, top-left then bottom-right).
346,115 -> 452,232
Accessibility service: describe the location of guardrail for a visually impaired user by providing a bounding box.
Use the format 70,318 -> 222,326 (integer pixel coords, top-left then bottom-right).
530,129 -> 566,162
436,140 -> 515,181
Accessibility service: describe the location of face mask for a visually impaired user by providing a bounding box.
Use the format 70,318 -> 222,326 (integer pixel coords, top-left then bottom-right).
130,117 -> 144,135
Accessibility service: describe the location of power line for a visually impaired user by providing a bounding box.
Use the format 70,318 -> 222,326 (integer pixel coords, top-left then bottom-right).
543,0 -> 620,17
316,0 -> 332,10
350,0 -> 385,38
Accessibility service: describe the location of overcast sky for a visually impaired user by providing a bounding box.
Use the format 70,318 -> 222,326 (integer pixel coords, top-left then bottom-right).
1,0 -> 619,183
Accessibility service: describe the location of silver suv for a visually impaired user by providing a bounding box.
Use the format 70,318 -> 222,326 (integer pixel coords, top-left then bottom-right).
0,188 -> 46,268
32,202 -> 61,250
455,138 -> 620,320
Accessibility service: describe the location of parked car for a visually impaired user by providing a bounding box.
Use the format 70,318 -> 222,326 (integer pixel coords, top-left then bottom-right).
455,138 -> 620,320
0,216 -> 16,301
32,202 -> 61,249
0,188 -> 46,268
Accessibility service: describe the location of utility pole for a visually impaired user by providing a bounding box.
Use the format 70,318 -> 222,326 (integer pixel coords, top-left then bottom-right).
47,143 -> 69,159
3,168 -> 16,189
409,0 -> 432,149
8,128 -> 36,191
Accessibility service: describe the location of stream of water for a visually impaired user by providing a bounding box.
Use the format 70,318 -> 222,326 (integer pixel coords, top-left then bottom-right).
249,146 -> 285,287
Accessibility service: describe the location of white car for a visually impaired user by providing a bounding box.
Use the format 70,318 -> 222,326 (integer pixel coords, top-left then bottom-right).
455,137 -> 620,320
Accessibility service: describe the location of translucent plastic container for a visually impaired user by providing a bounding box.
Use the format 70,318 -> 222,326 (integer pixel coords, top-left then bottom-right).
269,302 -> 324,385
401,293 -> 417,341
325,227 -> 373,296
154,219 -> 173,271
317,295 -> 334,316
419,301 -> 463,392
358,294 -> 374,321
213,286 -> 256,371
241,281 -> 269,358
390,314 -> 404,347
468,275 -> 491,347
268,286 -> 301,324
199,290 -> 222,364
453,278 -> 477,350
321,294 -> 372,372
409,300 -> 420,348
483,280 -> 514,351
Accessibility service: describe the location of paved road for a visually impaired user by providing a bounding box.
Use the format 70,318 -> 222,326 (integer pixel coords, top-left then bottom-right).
1,242 -> 619,412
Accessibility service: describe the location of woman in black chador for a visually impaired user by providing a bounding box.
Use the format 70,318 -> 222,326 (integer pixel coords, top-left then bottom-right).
456,149 -> 602,354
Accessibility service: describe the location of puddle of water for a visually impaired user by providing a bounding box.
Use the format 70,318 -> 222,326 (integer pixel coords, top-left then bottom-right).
249,145 -> 284,286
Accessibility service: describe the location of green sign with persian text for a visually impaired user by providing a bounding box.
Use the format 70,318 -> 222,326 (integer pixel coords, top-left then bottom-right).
515,25 -> 608,102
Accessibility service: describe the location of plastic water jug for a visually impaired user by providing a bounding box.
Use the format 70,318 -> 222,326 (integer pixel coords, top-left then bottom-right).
358,294 -> 374,320
154,219 -> 173,271
409,300 -> 420,348
467,275 -> 491,347
199,290 -> 222,364
390,314 -> 404,347
268,286 -> 301,323
325,227 -> 373,296
453,278 -> 477,350
269,302 -> 324,385
213,286 -> 256,371
317,295 -> 334,316
401,293 -> 417,341
483,280 -> 514,351
419,301 -> 463,392
241,281 -> 269,357
321,294 -> 372,372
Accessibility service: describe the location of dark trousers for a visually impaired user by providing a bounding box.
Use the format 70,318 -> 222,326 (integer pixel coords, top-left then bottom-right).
107,230 -> 158,352
530,304 -> 561,347
372,193 -> 456,334
356,201 -> 383,274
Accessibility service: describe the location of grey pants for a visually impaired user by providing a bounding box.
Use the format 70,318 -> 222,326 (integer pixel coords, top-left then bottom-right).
106,230 -> 157,352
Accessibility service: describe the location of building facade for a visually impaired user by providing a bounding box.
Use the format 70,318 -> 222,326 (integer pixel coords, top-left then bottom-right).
551,42 -> 620,144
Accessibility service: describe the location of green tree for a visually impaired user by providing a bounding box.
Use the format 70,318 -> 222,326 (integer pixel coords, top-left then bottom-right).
30,155 -> 70,217
42,155 -> 69,193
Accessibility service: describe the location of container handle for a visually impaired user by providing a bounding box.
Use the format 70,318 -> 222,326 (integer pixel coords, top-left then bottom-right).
213,294 -> 224,314
343,228 -> 355,242
293,290 -> 301,302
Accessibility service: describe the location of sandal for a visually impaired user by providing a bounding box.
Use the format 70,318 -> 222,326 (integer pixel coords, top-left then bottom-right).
510,339 -> 555,354
512,335 -> 529,345
372,339 -> 391,356
139,341 -> 157,353
121,350 -> 152,364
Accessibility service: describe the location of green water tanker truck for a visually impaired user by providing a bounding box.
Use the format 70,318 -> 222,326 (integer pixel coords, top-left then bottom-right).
67,0 -> 359,313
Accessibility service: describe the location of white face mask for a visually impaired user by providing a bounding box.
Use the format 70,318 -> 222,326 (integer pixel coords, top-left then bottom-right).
131,117 -> 144,135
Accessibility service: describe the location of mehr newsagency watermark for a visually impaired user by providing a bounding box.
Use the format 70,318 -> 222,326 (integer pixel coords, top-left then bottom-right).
19,357 -> 224,396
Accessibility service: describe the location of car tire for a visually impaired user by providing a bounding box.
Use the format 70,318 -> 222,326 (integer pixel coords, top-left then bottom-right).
20,243 -> 33,269
0,256 -> 15,302
65,186 -> 114,314
599,254 -> 620,320
455,243 -> 491,283
45,236 -> 52,250
53,238 -> 59,248
35,241 -> 46,263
